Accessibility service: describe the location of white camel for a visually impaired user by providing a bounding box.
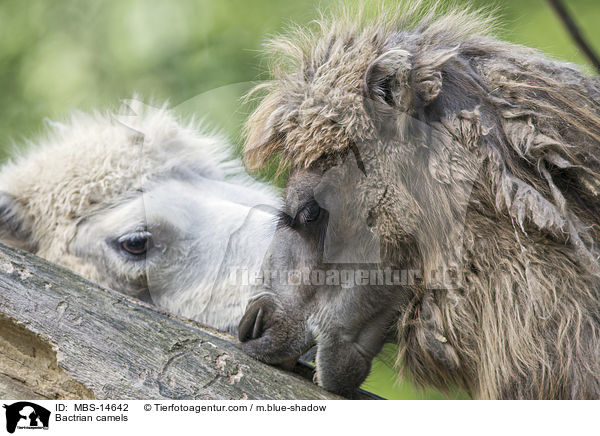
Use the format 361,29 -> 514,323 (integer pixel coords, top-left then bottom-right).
0,100 -> 279,332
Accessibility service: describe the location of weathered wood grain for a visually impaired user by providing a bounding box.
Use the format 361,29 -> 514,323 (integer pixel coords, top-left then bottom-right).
0,242 -> 340,400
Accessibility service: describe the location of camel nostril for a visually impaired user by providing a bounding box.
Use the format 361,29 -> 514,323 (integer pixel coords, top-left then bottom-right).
238,302 -> 265,342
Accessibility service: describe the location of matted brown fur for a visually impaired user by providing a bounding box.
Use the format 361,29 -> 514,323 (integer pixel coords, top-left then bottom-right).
243,1 -> 600,399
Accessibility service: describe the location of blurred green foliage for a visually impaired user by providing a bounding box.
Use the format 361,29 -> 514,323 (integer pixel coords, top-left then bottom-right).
1,0 -> 599,154
1,0 -> 598,399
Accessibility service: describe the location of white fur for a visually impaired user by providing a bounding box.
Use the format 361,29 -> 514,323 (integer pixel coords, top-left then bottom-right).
0,100 -> 279,332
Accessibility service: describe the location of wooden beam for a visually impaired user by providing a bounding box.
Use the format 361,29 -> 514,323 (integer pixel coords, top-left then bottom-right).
0,242 -> 340,400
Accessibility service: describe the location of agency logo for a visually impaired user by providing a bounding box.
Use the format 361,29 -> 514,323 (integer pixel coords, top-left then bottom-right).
2,402 -> 50,434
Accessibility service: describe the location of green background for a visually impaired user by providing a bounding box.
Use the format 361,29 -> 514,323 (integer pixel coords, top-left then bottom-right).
1,0 -> 598,399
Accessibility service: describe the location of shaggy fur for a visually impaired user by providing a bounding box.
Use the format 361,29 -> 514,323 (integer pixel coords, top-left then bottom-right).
241,2 -> 600,398
0,100 -> 279,331
0,102 -> 236,277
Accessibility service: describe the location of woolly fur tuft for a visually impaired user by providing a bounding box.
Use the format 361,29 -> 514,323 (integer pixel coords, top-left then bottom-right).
244,1 -> 600,398
0,99 -> 234,277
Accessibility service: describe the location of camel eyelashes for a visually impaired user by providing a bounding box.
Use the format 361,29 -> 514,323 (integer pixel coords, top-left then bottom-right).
297,200 -> 322,224
117,231 -> 152,258
276,210 -> 294,228
277,200 -> 323,229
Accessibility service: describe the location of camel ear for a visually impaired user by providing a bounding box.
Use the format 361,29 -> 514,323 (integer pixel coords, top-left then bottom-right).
411,48 -> 459,105
0,191 -> 34,250
364,49 -> 413,108
412,67 -> 442,105
365,48 -> 448,109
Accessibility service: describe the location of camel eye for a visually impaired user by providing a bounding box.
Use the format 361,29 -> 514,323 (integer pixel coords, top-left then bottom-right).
118,232 -> 151,257
278,200 -> 324,229
297,200 -> 322,225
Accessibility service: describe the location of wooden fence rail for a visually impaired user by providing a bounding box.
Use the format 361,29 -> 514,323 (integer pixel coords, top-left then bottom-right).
0,242 -> 340,400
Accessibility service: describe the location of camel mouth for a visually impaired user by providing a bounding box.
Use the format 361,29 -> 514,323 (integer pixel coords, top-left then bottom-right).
239,333 -> 313,367
238,295 -> 313,365
312,340 -> 373,397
